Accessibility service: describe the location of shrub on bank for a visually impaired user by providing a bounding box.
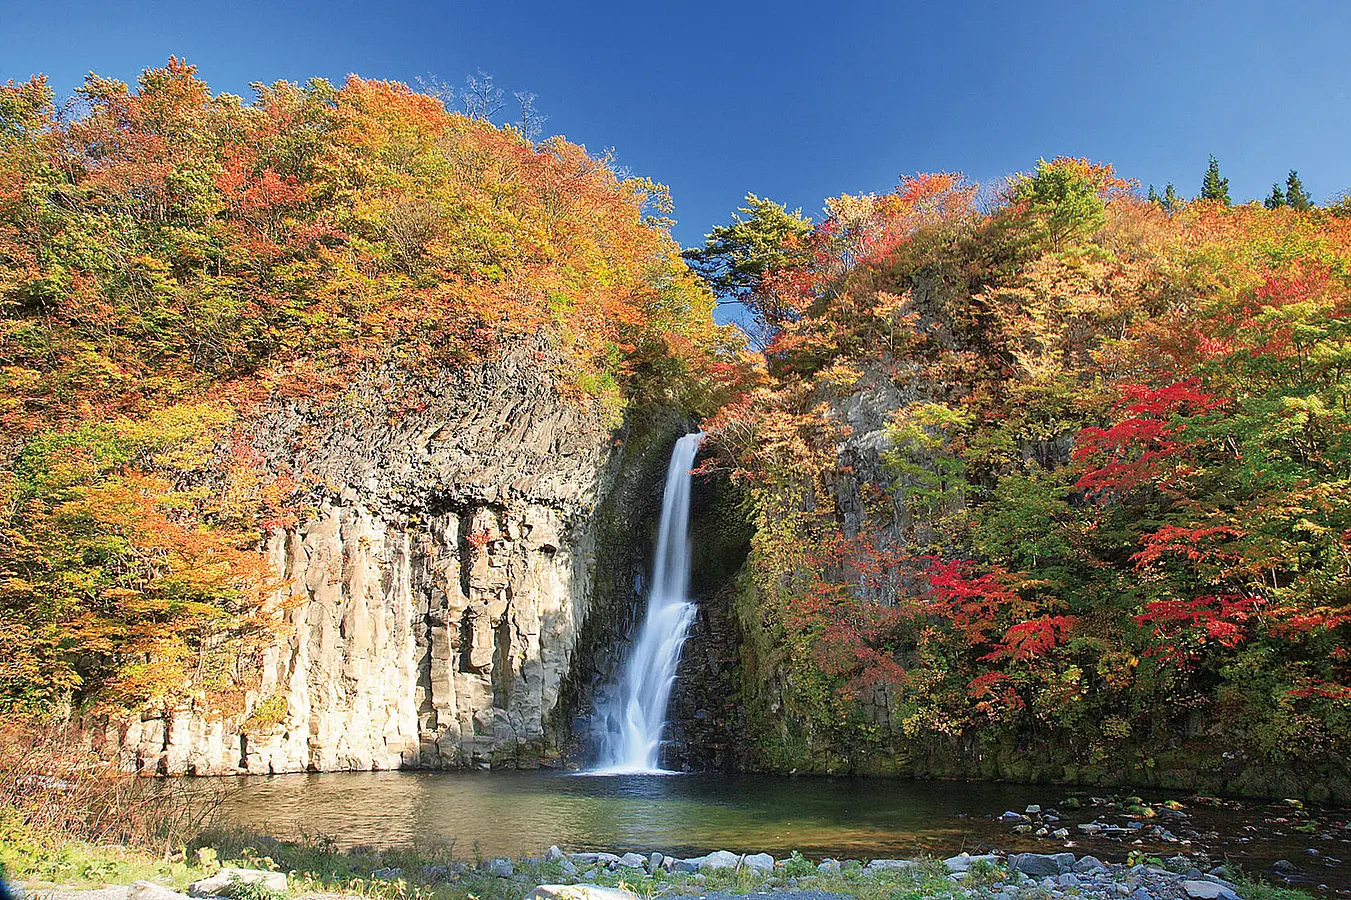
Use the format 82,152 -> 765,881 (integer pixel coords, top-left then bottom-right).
0,814 -> 1323,900
0,718 -> 214,855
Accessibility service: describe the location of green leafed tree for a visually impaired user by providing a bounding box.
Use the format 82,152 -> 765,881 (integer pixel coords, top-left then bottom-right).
1008,157 -> 1110,251
1200,154 -> 1231,205
1286,169 -> 1312,211
1150,183 -> 1180,213
1265,183 -> 1287,209
683,193 -> 813,346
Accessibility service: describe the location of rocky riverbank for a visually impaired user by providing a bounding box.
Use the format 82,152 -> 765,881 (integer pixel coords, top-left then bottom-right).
11,843 -> 1311,900
982,794 -> 1348,892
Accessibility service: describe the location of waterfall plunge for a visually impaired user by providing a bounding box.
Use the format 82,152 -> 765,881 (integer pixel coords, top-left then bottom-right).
590,433 -> 702,775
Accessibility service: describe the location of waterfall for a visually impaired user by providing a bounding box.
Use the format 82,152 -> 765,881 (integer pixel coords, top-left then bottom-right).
591,432 -> 702,774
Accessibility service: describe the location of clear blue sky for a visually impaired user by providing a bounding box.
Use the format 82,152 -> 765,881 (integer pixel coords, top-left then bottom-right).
3,0 -> 1350,254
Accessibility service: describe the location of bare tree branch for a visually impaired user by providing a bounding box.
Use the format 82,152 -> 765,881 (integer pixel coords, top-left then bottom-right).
513,90 -> 547,143
461,70 -> 504,120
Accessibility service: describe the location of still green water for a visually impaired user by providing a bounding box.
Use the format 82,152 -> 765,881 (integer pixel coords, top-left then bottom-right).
201,769 -> 1349,890
205,771 -> 1040,857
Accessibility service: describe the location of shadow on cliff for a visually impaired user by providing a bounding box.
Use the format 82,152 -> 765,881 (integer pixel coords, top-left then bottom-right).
548,410 -> 708,767
664,454 -> 754,772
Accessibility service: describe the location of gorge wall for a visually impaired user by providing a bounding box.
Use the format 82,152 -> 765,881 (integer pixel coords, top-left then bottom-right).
662,465 -> 753,772
92,345 -> 681,775
705,357 -> 1351,804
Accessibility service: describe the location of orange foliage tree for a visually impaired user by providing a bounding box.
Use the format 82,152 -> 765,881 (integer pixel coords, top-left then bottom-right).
701,157 -> 1351,779
0,60 -> 737,714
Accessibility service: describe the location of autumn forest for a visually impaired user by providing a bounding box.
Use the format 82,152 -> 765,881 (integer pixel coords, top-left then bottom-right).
2,60 -> 1350,804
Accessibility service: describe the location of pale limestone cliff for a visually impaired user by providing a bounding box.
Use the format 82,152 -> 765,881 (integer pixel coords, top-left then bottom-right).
95,344 -> 671,774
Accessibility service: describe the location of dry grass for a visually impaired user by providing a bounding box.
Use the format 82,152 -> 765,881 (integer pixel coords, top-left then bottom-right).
0,717 -> 219,857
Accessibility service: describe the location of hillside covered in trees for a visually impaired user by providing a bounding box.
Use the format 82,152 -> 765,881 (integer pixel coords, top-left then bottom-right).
0,60 -> 738,719
696,160 -> 1351,798
2,58 -> 1348,799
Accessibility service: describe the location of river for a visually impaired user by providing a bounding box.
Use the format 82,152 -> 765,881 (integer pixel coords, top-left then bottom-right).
195,770 -> 1350,891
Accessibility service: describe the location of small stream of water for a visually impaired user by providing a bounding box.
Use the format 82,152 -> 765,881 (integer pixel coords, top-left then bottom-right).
590,433 -> 702,775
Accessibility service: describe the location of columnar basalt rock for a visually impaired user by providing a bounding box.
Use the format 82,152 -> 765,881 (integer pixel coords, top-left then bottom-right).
94,344 -> 675,774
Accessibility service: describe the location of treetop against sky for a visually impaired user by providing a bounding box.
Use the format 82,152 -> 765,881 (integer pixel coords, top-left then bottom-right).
3,0 -> 1349,258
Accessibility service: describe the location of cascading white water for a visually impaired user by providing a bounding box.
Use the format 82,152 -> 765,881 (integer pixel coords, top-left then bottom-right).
590,432 -> 702,775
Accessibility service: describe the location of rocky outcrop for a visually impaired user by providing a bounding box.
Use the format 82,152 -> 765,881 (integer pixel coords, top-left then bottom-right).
665,585 -> 747,771
94,343 -> 681,774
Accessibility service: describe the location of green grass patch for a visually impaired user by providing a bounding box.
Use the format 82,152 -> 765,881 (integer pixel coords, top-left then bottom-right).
1,815 -> 208,889
1230,874 -> 1317,900
2,819 -> 1323,900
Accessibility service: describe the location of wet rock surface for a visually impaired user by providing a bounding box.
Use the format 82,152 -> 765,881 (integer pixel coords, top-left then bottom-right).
990,791 -> 1350,891
665,583 -> 747,771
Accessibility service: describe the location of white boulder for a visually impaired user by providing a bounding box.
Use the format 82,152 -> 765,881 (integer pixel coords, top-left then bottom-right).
188,869 -> 287,898
131,883 -> 190,900
527,886 -> 638,900
945,853 -> 999,873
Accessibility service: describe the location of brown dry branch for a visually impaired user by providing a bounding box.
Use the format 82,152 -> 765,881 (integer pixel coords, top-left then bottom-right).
0,717 -> 220,857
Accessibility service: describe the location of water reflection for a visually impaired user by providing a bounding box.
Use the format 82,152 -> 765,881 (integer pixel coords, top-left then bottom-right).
203,771 -> 1046,858
190,771 -> 1351,892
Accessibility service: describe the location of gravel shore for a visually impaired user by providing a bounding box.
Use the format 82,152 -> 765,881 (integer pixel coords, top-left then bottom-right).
14,848 -> 1275,900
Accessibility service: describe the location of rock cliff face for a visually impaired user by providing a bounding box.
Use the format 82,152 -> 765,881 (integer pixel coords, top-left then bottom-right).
665,586 -> 747,771
95,345 -> 677,774
664,463 -> 753,771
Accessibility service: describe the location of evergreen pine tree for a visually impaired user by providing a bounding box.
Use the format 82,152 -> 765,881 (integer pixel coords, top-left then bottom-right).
1163,183 -> 1179,212
1286,170 -> 1312,211
1265,183 -> 1287,209
1201,155 -> 1231,205
1148,184 -> 1160,205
